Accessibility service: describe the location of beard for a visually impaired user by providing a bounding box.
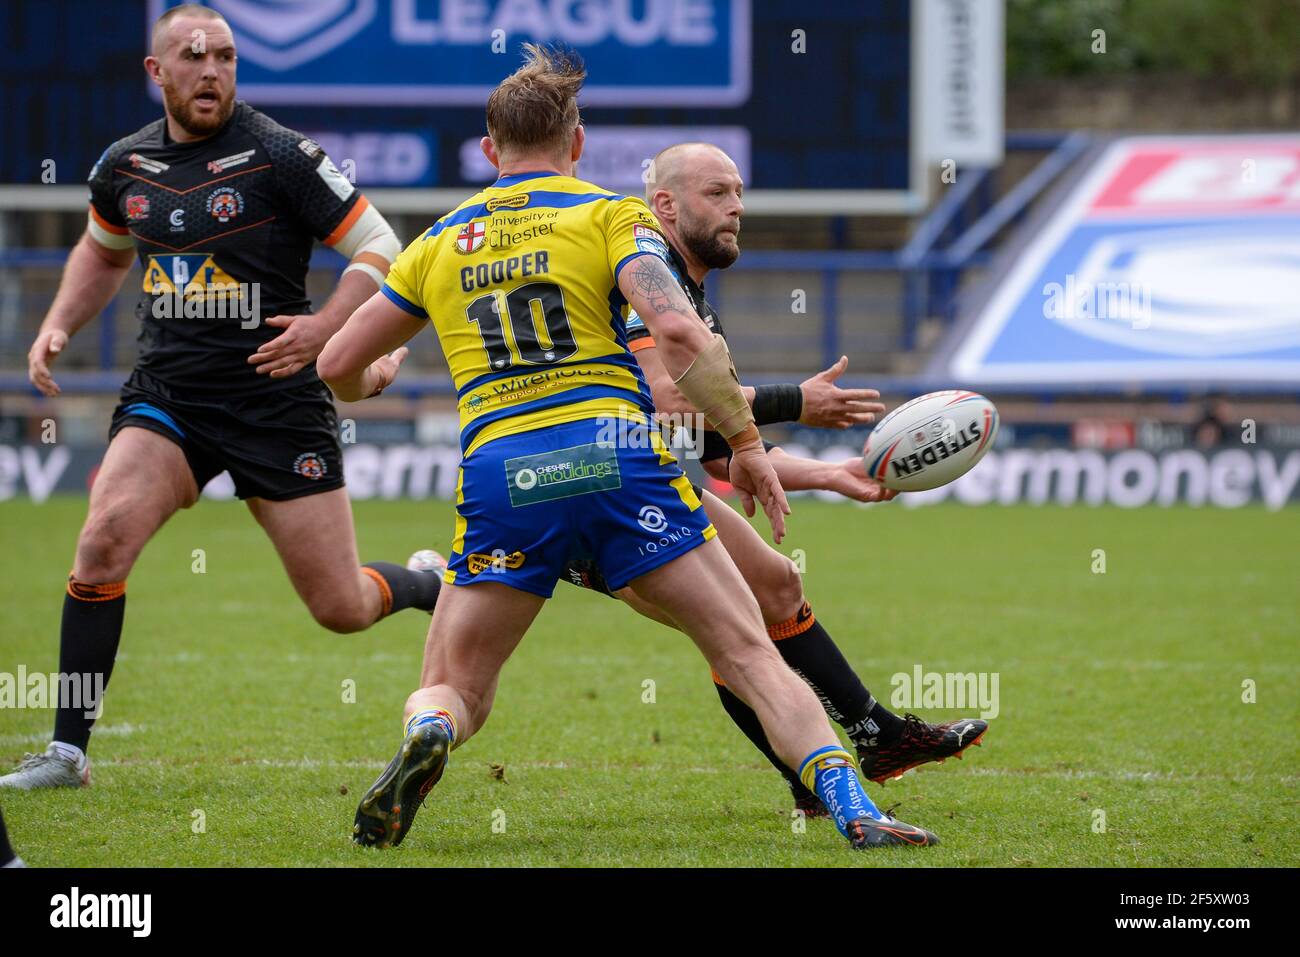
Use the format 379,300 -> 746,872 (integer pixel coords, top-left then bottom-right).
679,218 -> 740,270
162,81 -> 234,138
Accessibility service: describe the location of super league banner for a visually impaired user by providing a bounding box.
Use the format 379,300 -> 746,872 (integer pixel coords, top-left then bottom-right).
0,1 -> 911,193
932,135 -> 1300,388
149,0 -> 751,106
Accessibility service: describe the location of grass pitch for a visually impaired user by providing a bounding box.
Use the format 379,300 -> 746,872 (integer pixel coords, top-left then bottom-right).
1,497 -> 1296,867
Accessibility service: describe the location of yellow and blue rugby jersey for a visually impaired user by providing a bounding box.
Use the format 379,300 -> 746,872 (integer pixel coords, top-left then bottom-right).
382,170 -> 675,456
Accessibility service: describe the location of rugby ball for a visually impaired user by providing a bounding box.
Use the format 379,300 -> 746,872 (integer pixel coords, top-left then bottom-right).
863,391 -> 999,492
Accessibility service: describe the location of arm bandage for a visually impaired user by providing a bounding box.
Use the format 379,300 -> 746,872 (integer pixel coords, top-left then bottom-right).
673,334 -> 760,449
328,201 -> 402,288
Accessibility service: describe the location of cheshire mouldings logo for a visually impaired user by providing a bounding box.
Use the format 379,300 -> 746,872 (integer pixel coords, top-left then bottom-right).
153,0 -> 378,72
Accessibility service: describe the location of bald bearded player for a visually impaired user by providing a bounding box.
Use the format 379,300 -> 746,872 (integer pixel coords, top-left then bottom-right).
565,144 -> 989,814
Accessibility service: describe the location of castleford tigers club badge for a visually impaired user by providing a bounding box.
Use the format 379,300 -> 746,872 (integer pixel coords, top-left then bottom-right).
455,220 -> 486,254
206,187 -> 245,224
292,452 -> 327,480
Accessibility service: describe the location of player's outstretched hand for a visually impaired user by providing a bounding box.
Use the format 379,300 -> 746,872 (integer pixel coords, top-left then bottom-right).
249,313 -> 337,378
831,453 -> 898,503
366,347 -> 409,397
28,329 -> 69,397
728,439 -> 791,543
798,356 -> 886,428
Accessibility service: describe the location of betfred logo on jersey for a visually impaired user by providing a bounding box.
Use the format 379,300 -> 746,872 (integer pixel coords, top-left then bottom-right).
206,188 -> 245,223
455,220 -> 486,254
125,195 -> 150,221
633,224 -> 671,260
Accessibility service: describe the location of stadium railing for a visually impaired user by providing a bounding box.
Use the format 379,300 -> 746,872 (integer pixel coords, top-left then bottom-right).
0,134 -> 1092,396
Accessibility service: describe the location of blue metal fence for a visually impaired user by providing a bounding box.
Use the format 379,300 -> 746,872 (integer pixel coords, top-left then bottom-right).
0,134 -> 1092,396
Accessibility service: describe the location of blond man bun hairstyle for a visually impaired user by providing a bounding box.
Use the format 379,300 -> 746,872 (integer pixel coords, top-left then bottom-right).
486,43 -> 586,159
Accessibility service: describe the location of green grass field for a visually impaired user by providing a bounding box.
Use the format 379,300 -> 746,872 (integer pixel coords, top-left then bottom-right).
1,497 -> 1296,867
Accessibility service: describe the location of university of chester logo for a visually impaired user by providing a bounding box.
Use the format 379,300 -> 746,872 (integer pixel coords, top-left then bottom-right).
455,220 -> 486,255
292,452 -> 327,480
206,188 -> 245,224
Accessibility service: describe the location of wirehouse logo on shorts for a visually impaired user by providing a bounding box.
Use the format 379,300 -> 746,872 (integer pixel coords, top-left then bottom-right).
50,887 -> 151,937
0,667 -> 103,718
891,664 -> 999,719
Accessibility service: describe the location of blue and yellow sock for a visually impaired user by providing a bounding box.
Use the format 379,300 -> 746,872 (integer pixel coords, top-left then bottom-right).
798,746 -> 885,838
405,708 -> 457,747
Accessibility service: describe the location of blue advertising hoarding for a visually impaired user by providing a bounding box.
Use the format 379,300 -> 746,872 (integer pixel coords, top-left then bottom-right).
1,1 -> 912,197
149,0 -> 750,106
934,135 -> 1300,388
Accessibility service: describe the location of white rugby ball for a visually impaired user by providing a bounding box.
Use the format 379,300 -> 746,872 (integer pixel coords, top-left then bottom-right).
863,391 -> 999,492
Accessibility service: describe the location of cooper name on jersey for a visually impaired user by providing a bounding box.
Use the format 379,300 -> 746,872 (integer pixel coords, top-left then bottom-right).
460,251 -> 551,292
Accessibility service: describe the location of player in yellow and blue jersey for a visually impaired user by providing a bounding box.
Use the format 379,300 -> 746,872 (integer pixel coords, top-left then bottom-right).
317,45 -> 937,851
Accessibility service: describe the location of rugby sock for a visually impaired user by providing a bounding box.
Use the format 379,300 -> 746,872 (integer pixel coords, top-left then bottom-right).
713,678 -> 816,802
799,746 -> 886,839
406,708 -> 457,747
768,602 -> 906,748
51,577 -> 126,754
361,562 -> 441,617
50,742 -> 85,766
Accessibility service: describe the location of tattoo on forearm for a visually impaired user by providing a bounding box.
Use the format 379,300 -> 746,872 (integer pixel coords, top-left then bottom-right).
628,256 -> 695,316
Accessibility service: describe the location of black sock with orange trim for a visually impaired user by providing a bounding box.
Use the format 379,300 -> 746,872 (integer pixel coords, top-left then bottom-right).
52,577 -> 126,753
768,602 -> 906,748
712,677 -> 813,802
360,562 -> 441,617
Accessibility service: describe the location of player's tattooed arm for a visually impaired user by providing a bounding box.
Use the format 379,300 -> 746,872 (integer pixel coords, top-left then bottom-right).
625,255 -> 695,316
618,255 -> 714,377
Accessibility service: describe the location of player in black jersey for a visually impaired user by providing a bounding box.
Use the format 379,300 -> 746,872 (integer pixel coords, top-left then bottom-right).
1,5 -> 440,791
565,143 -> 988,813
